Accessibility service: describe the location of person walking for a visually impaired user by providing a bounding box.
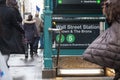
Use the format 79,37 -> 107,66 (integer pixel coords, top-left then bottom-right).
33,13 -> 42,55
6,0 -> 25,54
23,14 -> 37,60
0,0 -> 25,68
83,0 -> 120,80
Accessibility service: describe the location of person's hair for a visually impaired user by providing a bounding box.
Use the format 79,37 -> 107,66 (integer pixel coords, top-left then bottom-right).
35,14 -> 39,17
27,14 -> 33,21
6,0 -> 18,8
103,0 -> 120,23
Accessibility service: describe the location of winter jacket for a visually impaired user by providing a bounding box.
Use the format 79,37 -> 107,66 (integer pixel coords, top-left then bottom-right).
23,20 -> 37,43
34,17 -> 42,37
83,21 -> 120,69
0,4 -> 25,54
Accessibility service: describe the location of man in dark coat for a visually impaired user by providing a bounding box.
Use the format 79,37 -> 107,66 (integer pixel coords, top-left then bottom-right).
6,0 -> 25,54
0,0 -> 24,67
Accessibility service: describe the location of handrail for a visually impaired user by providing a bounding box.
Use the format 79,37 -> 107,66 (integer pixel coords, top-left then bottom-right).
48,28 -> 62,76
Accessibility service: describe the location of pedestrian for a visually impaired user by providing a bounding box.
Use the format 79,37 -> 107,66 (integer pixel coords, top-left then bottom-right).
83,0 -> 120,80
23,14 -> 38,60
33,13 -> 42,56
0,0 -> 25,68
6,0 -> 25,59
6,0 -> 25,53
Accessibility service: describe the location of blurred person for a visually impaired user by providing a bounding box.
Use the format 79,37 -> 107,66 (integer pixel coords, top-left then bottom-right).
23,14 -> 37,60
6,0 -> 25,58
0,0 -> 24,67
6,0 -> 26,60
33,13 -> 42,55
83,0 -> 120,80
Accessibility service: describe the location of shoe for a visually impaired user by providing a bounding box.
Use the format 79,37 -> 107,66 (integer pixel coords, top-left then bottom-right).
6,62 -> 10,68
25,56 -> 28,59
33,49 -> 37,53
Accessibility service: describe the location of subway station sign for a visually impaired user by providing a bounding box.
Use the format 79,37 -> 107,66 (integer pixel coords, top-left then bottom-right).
52,16 -> 106,49
52,17 -> 104,49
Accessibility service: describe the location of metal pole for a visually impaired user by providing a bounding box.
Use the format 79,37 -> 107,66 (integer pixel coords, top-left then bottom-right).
56,30 -> 62,76
48,28 -> 62,76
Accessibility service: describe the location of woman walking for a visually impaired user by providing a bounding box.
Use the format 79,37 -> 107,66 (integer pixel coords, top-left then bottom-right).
23,14 -> 37,60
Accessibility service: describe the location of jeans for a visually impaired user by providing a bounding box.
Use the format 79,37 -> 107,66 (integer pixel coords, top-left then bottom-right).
25,43 -> 34,58
33,37 -> 40,52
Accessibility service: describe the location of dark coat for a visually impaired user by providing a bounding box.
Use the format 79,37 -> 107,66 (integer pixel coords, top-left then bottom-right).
83,22 -> 120,69
0,4 -> 25,55
6,0 -> 22,23
23,20 -> 37,43
13,8 -> 22,23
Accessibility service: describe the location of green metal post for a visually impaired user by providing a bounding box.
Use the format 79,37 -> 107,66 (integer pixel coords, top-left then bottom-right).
42,1 -> 56,78
43,0 -> 53,69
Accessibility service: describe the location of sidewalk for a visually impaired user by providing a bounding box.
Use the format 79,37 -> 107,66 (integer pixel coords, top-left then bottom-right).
8,50 -> 114,80
8,49 -> 44,80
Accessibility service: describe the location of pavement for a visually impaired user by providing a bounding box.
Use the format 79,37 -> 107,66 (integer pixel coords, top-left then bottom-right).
8,49 -> 115,80
8,49 -> 44,80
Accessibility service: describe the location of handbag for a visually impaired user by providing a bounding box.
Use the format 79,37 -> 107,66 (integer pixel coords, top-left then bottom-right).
83,22 -> 120,69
